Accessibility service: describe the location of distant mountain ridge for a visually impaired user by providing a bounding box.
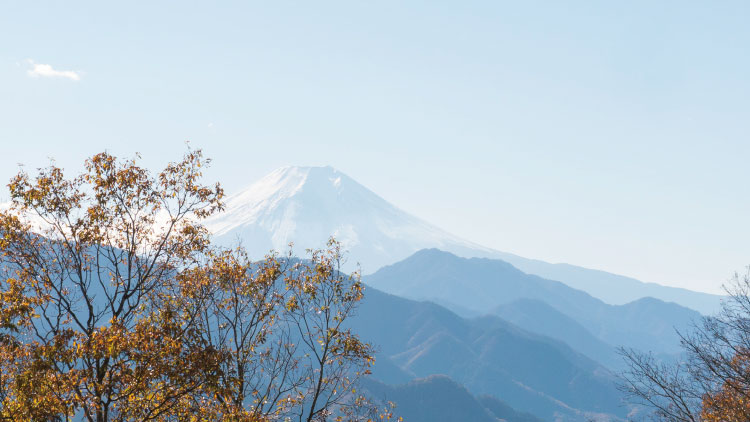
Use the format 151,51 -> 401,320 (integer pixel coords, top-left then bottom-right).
361,376 -> 543,422
493,298 -> 620,369
366,249 -> 700,360
490,251 -> 724,315
352,286 -> 630,421
204,165 -> 722,314
205,165 -> 493,269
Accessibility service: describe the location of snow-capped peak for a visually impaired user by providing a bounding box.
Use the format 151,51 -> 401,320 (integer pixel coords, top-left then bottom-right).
204,165 -> 492,271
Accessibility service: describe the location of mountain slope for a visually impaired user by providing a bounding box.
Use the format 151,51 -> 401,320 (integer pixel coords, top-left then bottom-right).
493,298 -> 621,369
491,251 -> 723,315
365,249 -> 701,357
204,165 -> 721,314
478,395 -> 544,422
205,166 -> 493,272
361,376 -> 502,422
352,287 -> 629,421
361,375 -> 544,422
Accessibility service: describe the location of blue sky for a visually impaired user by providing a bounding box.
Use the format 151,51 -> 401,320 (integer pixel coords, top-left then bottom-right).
1,1 -> 749,293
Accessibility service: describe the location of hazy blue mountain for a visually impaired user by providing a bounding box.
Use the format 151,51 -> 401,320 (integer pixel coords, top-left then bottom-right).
352,287 -> 629,421
361,376 -> 502,422
477,395 -> 545,422
493,298 -> 621,369
201,165 -> 721,314
491,251 -> 723,314
362,375 -> 544,422
366,249 -> 701,357
367,354 -> 415,385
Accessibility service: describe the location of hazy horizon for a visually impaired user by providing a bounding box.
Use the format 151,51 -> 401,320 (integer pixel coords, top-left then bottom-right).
3,1 -> 750,294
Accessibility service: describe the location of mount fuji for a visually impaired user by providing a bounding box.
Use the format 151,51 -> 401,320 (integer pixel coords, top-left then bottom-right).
205,165 -> 494,271
204,165 -> 722,314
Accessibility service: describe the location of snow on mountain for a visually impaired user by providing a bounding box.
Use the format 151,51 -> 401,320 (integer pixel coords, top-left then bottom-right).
0,165 -> 721,313
205,165 -> 723,314
204,166 -> 495,272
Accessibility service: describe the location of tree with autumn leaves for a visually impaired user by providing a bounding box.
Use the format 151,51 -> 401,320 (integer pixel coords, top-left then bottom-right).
620,270 -> 750,421
0,151 -> 399,422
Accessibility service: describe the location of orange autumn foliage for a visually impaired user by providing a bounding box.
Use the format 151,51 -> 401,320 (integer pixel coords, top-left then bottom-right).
701,350 -> 750,422
0,151 -> 399,422
0,150 -> 224,422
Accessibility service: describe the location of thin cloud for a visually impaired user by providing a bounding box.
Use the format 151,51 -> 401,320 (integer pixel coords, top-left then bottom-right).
26,60 -> 81,81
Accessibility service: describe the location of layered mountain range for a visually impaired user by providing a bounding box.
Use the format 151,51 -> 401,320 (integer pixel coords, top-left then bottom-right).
366,249 -> 700,364
352,286 -> 630,421
198,165 -> 725,421
200,167 -> 721,422
205,165 -> 721,314
2,165 -> 716,421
